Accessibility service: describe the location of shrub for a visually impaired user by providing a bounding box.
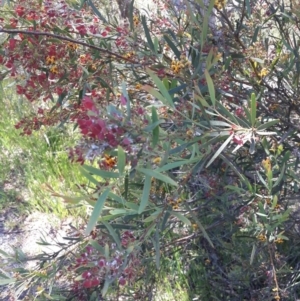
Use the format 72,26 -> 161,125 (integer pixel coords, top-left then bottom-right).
1,0 -> 300,300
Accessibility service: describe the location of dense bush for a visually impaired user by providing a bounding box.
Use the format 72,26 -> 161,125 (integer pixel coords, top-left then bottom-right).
1,0 -> 300,300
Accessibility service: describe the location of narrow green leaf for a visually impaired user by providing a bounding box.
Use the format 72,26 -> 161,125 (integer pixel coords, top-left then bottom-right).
154,225 -> 160,269
208,120 -> 232,127
256,131 -> 277,136
252,26 -> 261,43
170,79 -> 178,89
251,57 -> 264,64
101,278 -> 112,296
142,215 -> 157,223
200,0 -> 215,47
0,249 -> 11,258
157,159 -> 196,172
205,69 -> 215,106
143,85 -> 171,107
117,146 -> 126,176
249,137 -> 256,155
162,78 -> 169,90
267,169 -> 273,191
122,81 -> 131,121
146,69 -> 175,108
79,167 -> 99,186
109,209 -> 137,215
195,94 -> 210,107
142,15 -> 155,52
128,0 -> 135,31
245,0 -> 251,16
153,36 -> 159,53
108,192 -> 125,204
256,171 -> 269,190
89,240 -> 105,254
144,223 -> 156,240
163,34 -> 181,59
82,164 -> 119,179
206,134 -> 234,168
151,106 -> 159,147
124,173 -> 129,200
161,210 -> 171,230
143,119 -> 164,132
169,83 -> 187,94
256,212 -> 268,217
250,93 -> 256,127
283,150 -> 291,164
171,211 -> 191,226
137,167 -> 178,186
102,221 -> 121,249
273,163 -> 285,188
124,201 -> 139,210
201,15 -> 209,49
139,174 -> 151,214
0,278 -> 15,286
243,109 -> 252,126
256,119 -> 279,131
272,195 -> 278,209
88,0 -> 107,23
85,189 -> 110,235
224,185 -> 246,194
250,243 -> 256,265
187,204 -> 214,249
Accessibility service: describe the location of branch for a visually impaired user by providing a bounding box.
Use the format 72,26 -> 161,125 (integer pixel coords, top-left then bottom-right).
0,28 -> 134,63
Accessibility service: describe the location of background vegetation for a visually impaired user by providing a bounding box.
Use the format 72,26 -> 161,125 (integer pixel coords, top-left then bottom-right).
0,0 -> 300,300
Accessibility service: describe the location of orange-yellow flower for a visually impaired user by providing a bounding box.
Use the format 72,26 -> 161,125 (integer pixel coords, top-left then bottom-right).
50,65 -> 59,74
46,55 -> 56,65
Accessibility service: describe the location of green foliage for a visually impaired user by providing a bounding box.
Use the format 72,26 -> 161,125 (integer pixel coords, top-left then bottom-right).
2,0 -> 300,300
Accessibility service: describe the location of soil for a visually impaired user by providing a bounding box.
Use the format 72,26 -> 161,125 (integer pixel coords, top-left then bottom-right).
0,173 -> 81,300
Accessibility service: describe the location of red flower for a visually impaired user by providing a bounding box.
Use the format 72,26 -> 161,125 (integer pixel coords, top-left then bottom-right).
5,59 -> 14,69
81,96 -> 96,111
82,271 -> 92,279
27,11 -> 39,21
137,107 -> 144,115
77,119 -> 92,135
83,278 -> 100,288
15,6 -> 25,17
47,45 -> 56,56
37,108 -> 44,115
76,25 -> 87,35
88,25 -> 97,34
233,135 -> 244,145
156,68 -> 166,78
98,259 -> 105,267
8,39 -> 17,51
16,85 -> 25,95
55,87 -> 65,96
119,277 -> 126,286
9,18 -> 18,28
106,133 -> 117,147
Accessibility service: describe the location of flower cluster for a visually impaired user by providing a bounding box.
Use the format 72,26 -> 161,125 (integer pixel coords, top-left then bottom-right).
133,15 -> 139,27
257,233 -> 267,242
100,154 -> 117,169
170,54 -> 190,74
214,0 -> 226,10
167,196 -> 183,210
68,231 -> 141,300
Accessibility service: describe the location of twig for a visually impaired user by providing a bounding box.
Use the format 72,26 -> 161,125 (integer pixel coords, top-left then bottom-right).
0,28 -> 139,64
